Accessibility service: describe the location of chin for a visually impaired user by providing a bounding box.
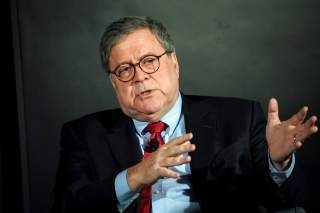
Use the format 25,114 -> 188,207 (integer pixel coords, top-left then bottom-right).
140,106 -> 162,115
128,104 -> 164,121
137,99 -> 163,111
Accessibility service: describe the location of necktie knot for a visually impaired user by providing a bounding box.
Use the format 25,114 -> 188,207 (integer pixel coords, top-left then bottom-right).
144,121 -> 167,134
143,121 -> 167,153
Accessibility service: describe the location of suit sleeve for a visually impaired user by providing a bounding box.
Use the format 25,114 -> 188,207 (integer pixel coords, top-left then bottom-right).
249,101 -> 307,211
53,122 -> 120,213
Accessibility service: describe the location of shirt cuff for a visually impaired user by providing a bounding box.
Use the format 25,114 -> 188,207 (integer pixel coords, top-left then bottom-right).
115,169 -> 139,212
268,151 -> 295,187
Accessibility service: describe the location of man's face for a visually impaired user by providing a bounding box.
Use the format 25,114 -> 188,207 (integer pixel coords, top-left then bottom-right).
109,28 -> 180,122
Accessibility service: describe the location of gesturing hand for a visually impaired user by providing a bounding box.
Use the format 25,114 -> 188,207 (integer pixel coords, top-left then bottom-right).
266,98 -> 318,170
127,133 -> 195,192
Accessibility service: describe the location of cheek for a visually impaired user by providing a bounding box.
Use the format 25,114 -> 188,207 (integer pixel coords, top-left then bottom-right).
115,85 -> 134,104
161,72 -> 179,92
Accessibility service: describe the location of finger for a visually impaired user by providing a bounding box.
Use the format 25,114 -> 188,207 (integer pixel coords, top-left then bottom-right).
164,141 -> 196,157
167,133 -> 193,146
293,120 -> 318,142
288,106 -> 308,125
161,155 -> 192,167
299,116 -> 318,139
303,115 -> 317,128
299,126 -> 319,140
268,98 -> 280,126
157,167 -> 180,179
294,141 -> 303,149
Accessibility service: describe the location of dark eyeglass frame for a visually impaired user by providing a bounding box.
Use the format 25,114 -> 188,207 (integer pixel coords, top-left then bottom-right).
109,51 -> 172,82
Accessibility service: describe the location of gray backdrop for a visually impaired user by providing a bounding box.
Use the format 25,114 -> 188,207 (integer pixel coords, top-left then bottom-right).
11,0 -> 320,212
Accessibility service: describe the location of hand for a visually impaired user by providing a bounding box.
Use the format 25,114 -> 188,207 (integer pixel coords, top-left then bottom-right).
266,98 -> 318,170
127,133 -> 195,192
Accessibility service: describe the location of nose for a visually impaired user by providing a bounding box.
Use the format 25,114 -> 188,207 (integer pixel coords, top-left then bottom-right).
132,65 -> 149,83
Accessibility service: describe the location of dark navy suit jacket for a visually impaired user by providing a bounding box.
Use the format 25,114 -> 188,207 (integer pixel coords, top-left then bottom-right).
53,95 -> 306,213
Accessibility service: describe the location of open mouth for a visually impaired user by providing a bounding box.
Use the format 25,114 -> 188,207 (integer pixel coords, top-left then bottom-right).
139,90 -> 153,96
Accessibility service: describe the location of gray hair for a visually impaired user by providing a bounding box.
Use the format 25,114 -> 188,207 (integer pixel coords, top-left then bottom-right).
99,16 -> 175,71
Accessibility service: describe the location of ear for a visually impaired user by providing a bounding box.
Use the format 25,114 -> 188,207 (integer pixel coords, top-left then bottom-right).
170,52 -> 180,77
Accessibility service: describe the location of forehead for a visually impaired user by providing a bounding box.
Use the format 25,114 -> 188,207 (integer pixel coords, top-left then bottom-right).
109,28 -> 164,65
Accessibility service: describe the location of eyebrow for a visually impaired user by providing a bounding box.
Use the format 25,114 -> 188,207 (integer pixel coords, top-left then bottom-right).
114,51 -> 160,68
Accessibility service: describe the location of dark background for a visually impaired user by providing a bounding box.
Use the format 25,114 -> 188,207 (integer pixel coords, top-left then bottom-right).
4,0 -> 320,212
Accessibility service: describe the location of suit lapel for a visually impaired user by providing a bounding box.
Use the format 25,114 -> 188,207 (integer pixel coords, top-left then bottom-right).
182,95 -> 219,170
106,114 -> 143,170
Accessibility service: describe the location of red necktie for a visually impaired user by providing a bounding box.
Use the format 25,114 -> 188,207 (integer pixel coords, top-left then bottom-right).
138,121 -> 167,213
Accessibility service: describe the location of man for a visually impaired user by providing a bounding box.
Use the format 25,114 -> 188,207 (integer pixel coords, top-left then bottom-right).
53,16 -> 318,213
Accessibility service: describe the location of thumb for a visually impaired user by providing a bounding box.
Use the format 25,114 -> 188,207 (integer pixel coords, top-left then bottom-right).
268,98 -> 280,126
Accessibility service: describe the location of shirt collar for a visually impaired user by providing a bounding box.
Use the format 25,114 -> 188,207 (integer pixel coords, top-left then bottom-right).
132,93 -> 182,137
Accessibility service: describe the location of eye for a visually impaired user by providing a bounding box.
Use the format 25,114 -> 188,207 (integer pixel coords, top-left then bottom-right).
116,65 -> 132,78
142,56 -> 157,65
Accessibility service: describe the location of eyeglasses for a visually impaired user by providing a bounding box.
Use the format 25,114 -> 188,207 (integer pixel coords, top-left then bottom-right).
109,51 -> 172,82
